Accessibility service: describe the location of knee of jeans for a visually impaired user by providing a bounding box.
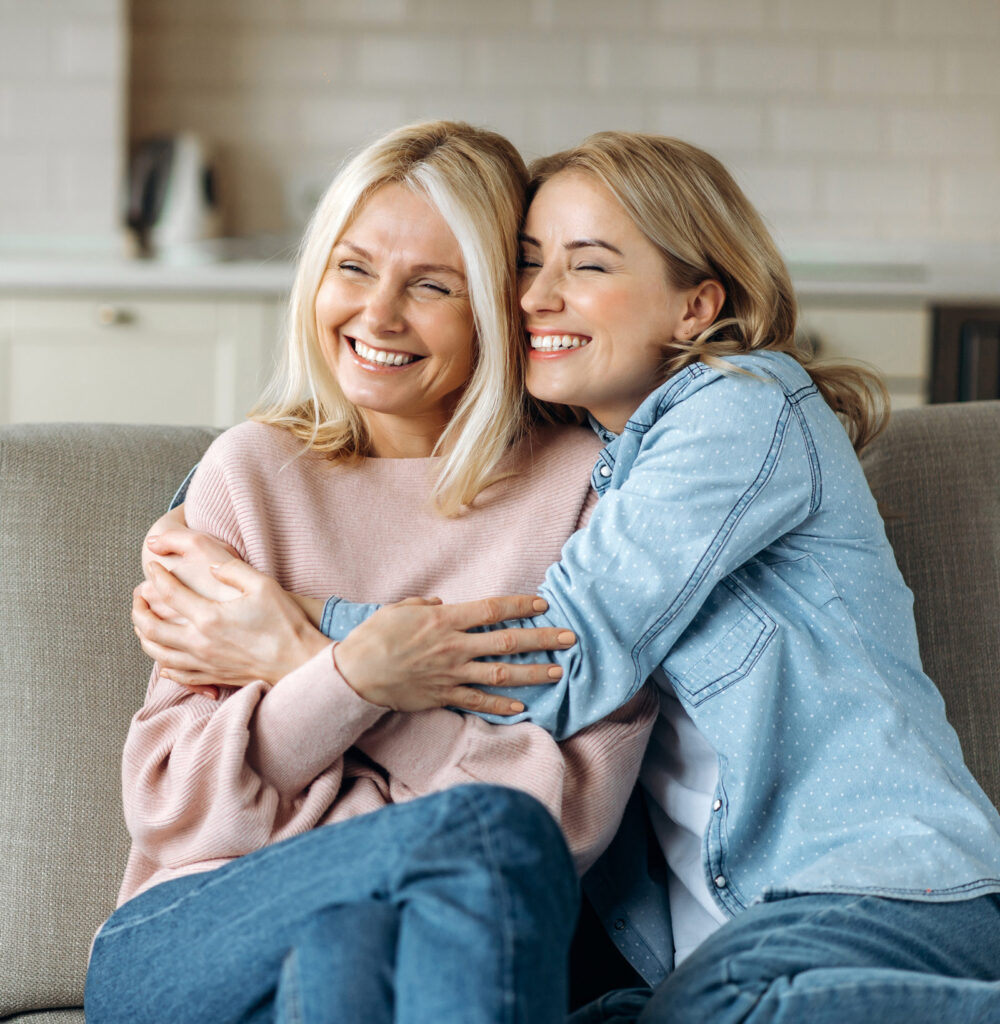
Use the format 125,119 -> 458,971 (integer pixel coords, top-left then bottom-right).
650,949 -> 778,1024
460,785 -> 564,846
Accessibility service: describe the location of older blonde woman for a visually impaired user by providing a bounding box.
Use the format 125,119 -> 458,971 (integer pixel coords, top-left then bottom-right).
86,122 -> 656,1024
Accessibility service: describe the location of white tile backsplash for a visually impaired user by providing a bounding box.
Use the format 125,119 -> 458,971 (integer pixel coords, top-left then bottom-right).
0,0 -> 124,244
3,0 -> 1000,247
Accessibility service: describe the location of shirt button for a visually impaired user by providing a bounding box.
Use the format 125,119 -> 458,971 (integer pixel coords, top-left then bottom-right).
598,464 -> 612,478
614,918 -> 626,931
714,875 -> 727,889
712,799 -> 722,812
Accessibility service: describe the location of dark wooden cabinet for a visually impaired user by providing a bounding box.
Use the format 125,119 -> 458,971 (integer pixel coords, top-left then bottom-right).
931,305 -> 1000,402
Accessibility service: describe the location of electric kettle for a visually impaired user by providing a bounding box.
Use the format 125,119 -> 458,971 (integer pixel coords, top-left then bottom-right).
125,133 -> 222,258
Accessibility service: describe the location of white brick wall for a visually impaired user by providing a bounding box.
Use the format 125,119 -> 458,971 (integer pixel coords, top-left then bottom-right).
5,0 -> 1000,247
0,0 -> 125,246
126,0 -> 1000,244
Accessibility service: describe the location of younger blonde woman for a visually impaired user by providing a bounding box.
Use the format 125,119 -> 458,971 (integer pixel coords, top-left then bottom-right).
312,133 -> 1000,1022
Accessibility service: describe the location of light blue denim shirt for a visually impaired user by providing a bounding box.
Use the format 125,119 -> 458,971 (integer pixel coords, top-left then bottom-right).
321,351 -> 1000,978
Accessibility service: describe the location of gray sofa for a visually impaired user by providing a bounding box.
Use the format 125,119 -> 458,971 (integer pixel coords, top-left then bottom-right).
2,404 -> 998,1022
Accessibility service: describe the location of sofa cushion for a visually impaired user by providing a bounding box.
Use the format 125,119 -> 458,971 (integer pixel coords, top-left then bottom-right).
860,401 -> 1000,808
0,423 -> 219,1020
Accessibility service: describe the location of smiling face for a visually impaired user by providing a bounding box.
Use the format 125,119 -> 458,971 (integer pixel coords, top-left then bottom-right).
520,171 -> 720,434
315,182 -> 475,457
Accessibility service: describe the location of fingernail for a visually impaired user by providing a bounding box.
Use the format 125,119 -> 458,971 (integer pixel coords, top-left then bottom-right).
557,631 -> 575,645
146,535 -> 160,545
532,598 -> 548,612
510,701 -> 525,712
548,666 -> 563,679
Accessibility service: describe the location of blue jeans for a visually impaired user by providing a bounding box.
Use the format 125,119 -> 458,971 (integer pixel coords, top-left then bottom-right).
85,785 -> 579,1024
571,891 -> 1000,1023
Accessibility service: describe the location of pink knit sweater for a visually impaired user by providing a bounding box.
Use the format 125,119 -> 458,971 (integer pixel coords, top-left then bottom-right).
118,420 -> 657,906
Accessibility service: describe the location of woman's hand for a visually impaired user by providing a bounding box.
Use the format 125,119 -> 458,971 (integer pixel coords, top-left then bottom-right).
133,529 -> 330,692
333,595 -> 576,716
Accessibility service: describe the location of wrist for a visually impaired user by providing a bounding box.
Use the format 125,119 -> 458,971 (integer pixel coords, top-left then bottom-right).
331,636 -> 388,708
269,620 -> 330,685
288,592 -> 325,629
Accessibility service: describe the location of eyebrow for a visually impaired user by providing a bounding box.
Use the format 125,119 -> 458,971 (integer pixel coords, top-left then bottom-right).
519,233 -> 624,257
335,240 -> 465,278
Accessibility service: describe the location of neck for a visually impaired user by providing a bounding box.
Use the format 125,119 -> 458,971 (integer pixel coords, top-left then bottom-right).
365,412 -> 449,459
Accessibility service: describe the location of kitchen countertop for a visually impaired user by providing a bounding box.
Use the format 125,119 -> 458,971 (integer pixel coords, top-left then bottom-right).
1,239 -> 999,304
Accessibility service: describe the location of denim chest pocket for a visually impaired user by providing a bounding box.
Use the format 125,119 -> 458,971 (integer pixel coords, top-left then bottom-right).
662,576 -> 776,706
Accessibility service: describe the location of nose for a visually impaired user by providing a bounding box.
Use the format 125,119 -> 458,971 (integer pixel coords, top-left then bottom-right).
520,264 -> 564,317
364,280 -> 406,336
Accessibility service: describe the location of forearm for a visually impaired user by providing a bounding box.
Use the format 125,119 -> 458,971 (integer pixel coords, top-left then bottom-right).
124,646 -> 388,862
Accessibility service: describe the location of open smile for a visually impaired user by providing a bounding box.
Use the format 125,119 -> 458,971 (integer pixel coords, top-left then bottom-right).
347,337 -> 423,368
528,333 -> 592,356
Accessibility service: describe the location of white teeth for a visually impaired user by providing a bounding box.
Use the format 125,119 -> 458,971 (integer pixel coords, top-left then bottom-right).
353,339 -> 416,366
529,334 -> 590,351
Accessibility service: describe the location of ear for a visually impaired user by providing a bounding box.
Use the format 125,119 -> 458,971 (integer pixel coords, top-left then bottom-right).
677,280 -> 726,339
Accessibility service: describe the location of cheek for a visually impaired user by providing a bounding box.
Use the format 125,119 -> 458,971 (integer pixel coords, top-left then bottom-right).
435,311 -> 476,380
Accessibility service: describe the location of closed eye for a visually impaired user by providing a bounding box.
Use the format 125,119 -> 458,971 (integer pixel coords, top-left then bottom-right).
417,280 -> 451,295
339,261 -> 369,276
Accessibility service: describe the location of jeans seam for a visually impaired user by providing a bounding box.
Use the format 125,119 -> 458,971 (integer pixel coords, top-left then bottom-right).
280,946 -> 303,1024
461,787 -> 518,1024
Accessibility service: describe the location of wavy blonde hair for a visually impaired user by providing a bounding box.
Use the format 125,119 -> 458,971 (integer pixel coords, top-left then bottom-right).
252,121 -> 531,514
528,133 -> 888,451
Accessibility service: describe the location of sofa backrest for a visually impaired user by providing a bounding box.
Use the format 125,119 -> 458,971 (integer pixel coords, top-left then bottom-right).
860,401 -> 1000,808
0,403 -> 997,1019
0,423 -> 220,1021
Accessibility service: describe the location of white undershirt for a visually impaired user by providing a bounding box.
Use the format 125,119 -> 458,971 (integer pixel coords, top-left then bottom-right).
640,671 -> 728,965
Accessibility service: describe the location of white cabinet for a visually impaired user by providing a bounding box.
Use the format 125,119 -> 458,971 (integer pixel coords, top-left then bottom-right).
796,299 -> 931,410
0,292 -> 284,427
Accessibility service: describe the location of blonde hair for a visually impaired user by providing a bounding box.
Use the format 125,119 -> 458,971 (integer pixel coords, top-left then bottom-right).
252,121 -> 530,515
529,133 -> 888,451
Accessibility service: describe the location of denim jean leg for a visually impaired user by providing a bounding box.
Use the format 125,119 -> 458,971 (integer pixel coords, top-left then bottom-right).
637,892 -> 1000,1024
567,986 -> 653,1024
392,785 -> 580,1024
86,784 -> 578,1024
275,901 -> 399,1024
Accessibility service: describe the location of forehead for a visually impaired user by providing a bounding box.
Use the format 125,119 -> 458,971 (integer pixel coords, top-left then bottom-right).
524,171 -> 637,240
342,182 -> 464,267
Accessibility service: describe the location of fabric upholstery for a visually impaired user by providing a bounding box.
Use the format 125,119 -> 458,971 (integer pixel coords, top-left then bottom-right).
0,423 -> 220,1021
0,403 -> 996,1019
861,401 -> 1000,809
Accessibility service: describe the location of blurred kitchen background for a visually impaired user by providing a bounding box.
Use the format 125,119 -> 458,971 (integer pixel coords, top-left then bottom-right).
1,0 -> 999,426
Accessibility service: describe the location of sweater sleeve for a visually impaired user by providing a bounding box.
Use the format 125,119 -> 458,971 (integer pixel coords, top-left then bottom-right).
121,436 -> 390,868
354,683 -> 658,873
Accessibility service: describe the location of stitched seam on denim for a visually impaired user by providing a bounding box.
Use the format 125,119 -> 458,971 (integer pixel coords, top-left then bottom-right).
790,390 -> 822,513
460,787 -> 518,1024
629,400 -> 792,688
280,946 -> 304,1024
320,596 -> 341,636
772,879 -> 1000,899
627,362 -> 706,431
756,367 -> 822,513
707,768 -> 750,913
